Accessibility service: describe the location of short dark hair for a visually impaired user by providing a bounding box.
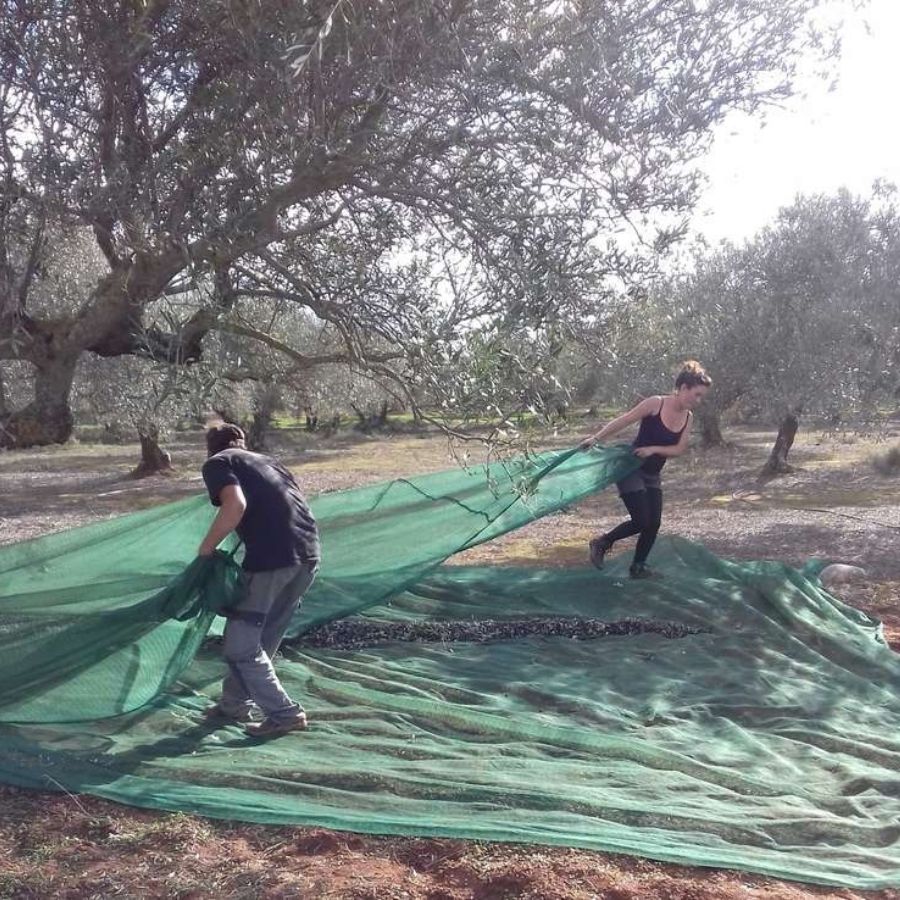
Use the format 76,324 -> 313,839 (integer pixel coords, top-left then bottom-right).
206,423 -> 246,456
675,360 -> 712,389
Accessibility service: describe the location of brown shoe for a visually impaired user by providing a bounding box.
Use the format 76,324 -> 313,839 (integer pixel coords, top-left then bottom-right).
244,713 -> 308,738
203,703 -> 255,724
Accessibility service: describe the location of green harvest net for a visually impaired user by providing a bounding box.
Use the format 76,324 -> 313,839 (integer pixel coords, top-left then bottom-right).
2,444 -> 900,889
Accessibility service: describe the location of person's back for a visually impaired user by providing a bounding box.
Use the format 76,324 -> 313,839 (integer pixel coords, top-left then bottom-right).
198,424 -> 320,738
201,447 -> 319,572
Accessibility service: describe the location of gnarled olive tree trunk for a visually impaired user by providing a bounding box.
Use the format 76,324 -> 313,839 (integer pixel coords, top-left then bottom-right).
0,353 -> 78,448
131,423 -> 174,478
0,254 -> 207,449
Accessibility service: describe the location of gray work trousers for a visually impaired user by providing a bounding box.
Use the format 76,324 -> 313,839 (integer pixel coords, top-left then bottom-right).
219,562 -> 318,723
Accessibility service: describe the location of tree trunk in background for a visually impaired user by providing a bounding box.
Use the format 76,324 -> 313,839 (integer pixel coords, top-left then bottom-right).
248,408 -> 272,450
694,383 -> 751,449
0,366 -> 7,416
697,406 -> 726,447
572,369 -> 601,407
352,401 -> 390,433
247,383 -> 280,451
761,407 -> 802,476
132,424 -> 173,478
0,353 -> 78,448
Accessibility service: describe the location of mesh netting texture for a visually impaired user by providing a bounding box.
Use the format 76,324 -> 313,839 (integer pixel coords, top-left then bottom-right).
2,445 -> 899,888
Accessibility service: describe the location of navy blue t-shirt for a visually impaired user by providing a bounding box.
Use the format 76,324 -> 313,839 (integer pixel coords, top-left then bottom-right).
201,448 -> 320,572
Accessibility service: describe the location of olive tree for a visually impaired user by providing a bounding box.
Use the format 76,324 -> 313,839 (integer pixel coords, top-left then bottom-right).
1,0 -> 848,448
659,188 -> 900,471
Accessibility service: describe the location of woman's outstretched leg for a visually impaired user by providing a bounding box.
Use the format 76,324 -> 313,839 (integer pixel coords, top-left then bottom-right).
590,490 -> 650,569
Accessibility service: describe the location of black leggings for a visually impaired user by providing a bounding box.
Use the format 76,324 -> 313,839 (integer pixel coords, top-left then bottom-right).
604,488 -> 663,565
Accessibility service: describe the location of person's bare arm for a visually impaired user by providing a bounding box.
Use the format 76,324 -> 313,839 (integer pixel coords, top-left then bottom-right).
198,484 -> 247,556
581,397 -> 658,448
633,412 -> 693,459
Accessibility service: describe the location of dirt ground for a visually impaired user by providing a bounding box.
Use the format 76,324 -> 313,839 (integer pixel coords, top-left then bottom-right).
1,422 -> 900,899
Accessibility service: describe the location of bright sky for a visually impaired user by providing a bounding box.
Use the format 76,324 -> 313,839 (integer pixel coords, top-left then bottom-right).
694,0 -> 900,244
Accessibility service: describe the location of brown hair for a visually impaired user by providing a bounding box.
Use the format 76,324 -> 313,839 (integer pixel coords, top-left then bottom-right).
206,423 -> 246,457
675,360 -> 712,389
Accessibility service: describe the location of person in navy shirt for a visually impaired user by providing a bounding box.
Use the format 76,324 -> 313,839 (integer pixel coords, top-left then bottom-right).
581,361 -> 711,578
199,423 -> 320,737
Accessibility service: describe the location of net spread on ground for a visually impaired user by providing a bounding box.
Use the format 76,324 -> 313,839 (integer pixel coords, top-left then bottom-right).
1,445 -> 899,889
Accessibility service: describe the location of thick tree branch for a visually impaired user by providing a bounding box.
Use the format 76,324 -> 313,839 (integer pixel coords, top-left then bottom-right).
214,319 -> 401,370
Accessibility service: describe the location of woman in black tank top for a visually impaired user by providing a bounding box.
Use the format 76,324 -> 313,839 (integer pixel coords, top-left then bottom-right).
580,361 -> 712,578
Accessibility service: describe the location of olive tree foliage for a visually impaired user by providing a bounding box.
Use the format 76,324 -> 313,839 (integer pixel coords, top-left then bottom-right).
0,0 -> 850,449
0,358 -> 30,414
545,283 -> 692,432
71,284 -> 227,473
648,187 -> 900,470
197,296 -> 369,448
73,352 -> 212,474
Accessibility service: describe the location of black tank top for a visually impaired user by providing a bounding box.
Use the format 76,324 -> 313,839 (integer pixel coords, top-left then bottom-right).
633,398 -> 689,474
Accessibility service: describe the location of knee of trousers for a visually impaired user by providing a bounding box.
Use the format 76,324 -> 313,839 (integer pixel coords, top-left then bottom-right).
224,646 -> 268,666
223,614 -> 267,663
225,609 -> 267,627
630,513 -> 654,532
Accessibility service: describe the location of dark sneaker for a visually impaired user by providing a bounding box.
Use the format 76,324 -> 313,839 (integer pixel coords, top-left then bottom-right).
589,536 -> 611,570
244,713 -> 309,738
203,703 -> 256,724
629,562 -> 657,580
